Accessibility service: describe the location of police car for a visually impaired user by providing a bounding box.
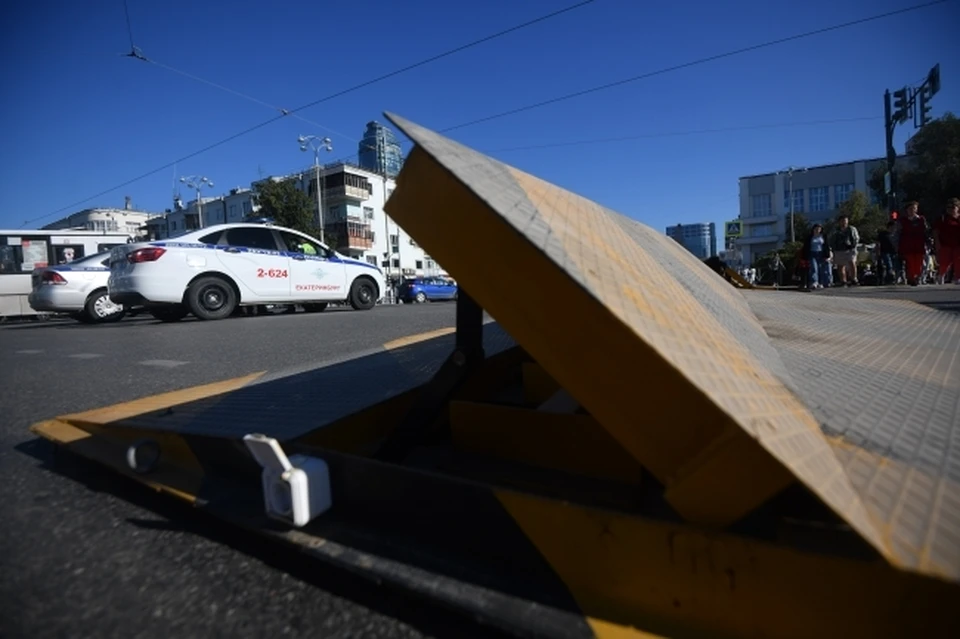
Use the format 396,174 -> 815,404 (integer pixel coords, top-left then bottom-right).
108,223 -> 385,322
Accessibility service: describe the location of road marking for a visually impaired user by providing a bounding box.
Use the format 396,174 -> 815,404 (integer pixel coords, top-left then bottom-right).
139,359 -> 190,368
68,353 -> 104,359
16,349 -> 44,354
383,327 -> 456,350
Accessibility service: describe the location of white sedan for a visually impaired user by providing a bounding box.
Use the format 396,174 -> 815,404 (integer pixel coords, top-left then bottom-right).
28,251 -> 127,324
108,223 -> 385,322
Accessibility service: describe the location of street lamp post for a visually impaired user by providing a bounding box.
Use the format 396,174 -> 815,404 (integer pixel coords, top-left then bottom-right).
779,166 -> 807,244
298,135 -> 333,244
179,175 -> 215,229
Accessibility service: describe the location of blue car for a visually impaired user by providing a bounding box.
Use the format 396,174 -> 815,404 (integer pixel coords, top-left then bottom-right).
400,277 -> 458,303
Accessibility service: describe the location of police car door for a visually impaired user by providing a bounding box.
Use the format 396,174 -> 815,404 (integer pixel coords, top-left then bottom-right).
278,230 -> 347,301
214,227 -> 290,300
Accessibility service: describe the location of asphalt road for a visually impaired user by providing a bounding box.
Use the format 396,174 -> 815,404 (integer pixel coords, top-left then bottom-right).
0,304 -> 509,639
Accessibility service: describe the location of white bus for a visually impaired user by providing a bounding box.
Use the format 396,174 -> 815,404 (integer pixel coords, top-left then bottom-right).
1,229 -> 136,318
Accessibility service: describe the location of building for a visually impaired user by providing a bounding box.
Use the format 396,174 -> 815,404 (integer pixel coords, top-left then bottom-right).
269,161 -> 441,284
150,188 -> 258,239
42,197 -> 156,239
736,156 -> 910,265
357,121 -> 404,179
666,222 -> 717,260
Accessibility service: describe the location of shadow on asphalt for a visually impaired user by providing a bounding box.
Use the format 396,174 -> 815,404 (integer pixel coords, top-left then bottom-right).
14,437 -> 513,639
15,438 -> 511,639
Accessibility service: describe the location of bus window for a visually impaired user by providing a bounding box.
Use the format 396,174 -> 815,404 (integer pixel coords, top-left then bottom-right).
55,244 -> 85,264
0,236 -> 51,273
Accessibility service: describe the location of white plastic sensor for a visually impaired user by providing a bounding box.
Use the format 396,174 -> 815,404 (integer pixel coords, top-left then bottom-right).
242,434 -> 332,527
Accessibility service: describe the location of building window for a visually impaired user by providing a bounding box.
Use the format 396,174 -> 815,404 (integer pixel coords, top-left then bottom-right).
242,201 -> 252,215
392,259 -> 400,268
809,186 -> 829,212
783,188 -> 804,213
381,260 -> 389,268
752,223 -> 775,237
363,206 -> 374,220
229,204 -> 238,219
415,260 -> 423,269
366,256 -> 377,265
750,194 -> 772,218
834,183 -> 854,207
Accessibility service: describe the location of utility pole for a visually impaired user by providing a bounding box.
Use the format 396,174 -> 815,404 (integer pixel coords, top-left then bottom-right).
778,166 -> 806,244
298,135 -> 333,243
883,63 -> 941,215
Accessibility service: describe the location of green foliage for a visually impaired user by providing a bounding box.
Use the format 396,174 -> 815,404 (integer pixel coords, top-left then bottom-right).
785,212 -> 811,243
252,179 -> 315,235
899,112 -> 960,223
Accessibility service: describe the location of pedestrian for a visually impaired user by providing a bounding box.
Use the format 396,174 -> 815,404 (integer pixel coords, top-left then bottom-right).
933,197 -> 960,284
876,220 -> 898,285
831,215 -> 860,286
897,201 -> 929,286
801,224 -> 830,289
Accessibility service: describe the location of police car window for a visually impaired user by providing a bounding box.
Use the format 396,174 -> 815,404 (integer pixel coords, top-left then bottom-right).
278,231 -> 329,258
224,228 -> 279,251
199,231 -> 223,244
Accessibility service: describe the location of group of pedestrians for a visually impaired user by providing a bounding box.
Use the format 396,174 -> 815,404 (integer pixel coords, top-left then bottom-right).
797,197 -> 960,289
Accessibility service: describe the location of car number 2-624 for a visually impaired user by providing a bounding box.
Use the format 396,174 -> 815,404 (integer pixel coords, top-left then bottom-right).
256,268 -> 288,279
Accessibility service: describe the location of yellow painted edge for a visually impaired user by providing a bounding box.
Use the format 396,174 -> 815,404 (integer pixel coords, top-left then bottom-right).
383,327 -> 456,350
57,371 -> 266,425
588,618 -> 668,639
31,419 -> 201,504
494,488 -> 960,639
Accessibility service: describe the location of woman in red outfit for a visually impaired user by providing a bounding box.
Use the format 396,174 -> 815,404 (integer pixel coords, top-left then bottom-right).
898,201 -> 929,286
934,197 -> 960,284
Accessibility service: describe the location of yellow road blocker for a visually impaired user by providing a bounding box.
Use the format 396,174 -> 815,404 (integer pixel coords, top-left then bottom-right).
32,114 -> 960,639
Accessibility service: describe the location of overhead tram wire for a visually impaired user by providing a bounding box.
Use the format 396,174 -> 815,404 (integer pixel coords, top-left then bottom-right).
30,0 -> 948,226
439,0 -> 951,133
485,116 -> 882,153
24,0 -> 598,227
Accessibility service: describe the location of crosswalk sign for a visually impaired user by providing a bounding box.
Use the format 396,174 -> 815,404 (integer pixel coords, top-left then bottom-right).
725,221 -> 742,238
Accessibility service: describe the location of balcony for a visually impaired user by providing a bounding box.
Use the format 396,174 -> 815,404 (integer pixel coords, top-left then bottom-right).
330,220 -> 374,251
324,184 -> 371,201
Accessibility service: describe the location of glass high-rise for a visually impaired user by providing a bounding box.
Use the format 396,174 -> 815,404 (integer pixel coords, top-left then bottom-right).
358,121 -> 404,178
665,223 -> 717,260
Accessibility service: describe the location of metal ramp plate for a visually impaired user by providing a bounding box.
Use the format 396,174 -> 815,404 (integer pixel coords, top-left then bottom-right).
382,112 -> 959,582
747,291 -> 960,581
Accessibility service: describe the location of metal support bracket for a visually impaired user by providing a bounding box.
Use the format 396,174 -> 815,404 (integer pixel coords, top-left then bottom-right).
376,289 -> 486,463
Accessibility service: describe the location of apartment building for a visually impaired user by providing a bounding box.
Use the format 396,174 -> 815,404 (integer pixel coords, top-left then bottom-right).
665,222 -> 717,259
736,156 -> 910,265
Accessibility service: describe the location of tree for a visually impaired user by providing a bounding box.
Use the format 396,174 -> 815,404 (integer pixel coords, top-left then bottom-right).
252,179 -> 315,235
898,112 -> 960,224
786,212 -> 811,244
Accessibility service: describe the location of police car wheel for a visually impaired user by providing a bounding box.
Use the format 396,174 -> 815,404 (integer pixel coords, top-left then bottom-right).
187,276 -> 238,321
349,278 -> 377,311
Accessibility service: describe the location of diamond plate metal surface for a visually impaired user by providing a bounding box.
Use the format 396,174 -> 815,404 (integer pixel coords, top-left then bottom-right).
115,323 -> 515,441
747,291 -> 960,581
384,112 -> 884,555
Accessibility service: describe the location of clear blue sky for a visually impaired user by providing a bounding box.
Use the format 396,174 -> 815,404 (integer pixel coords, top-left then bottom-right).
2,0 -> 958,238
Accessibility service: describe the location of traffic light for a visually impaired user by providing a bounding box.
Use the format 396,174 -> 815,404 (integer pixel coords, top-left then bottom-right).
927,63 -> 941,97
892,87 -> 910,123
918,87 -> 933,127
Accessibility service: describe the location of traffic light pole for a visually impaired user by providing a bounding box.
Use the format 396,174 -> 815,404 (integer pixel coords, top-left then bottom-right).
884,90 -> 898,215
882,63 -> 941,216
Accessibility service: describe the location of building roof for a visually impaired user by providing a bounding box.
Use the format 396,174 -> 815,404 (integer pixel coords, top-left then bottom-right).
738,155 -> 903,181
